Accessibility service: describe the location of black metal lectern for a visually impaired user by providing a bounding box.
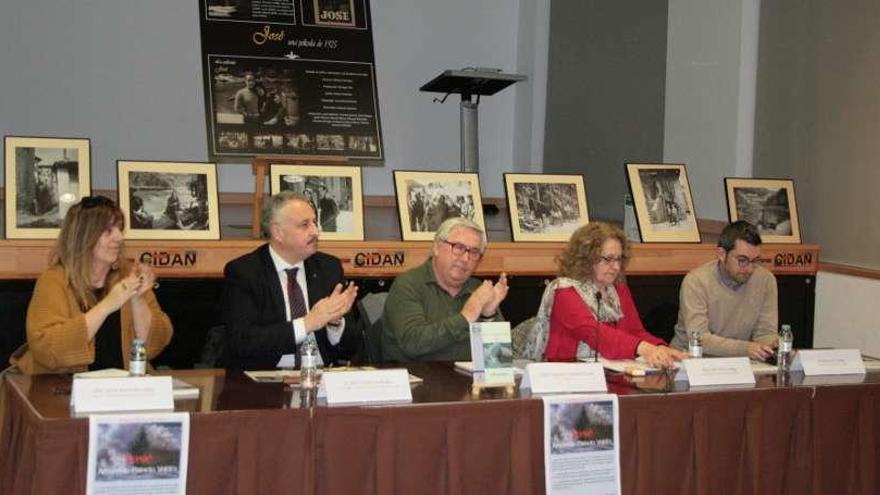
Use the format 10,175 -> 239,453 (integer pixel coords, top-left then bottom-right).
420,68 -> 527,175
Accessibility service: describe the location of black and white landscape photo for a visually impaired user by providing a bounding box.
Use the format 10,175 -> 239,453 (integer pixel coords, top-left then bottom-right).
128,172 -> 210,231
514,183 -> 581,234
503,174 -> 589,242
725,177 -> 800,243
118,161 -> 220,240
733,187 -> 792,235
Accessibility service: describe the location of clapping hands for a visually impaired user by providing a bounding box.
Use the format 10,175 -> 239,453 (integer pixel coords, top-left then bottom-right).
304,282 -> 358,332
461,273 -> 509,322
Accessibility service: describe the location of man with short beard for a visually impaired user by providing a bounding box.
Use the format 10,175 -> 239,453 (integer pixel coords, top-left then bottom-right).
221,191 -> 359,369
671,220 -> 778,360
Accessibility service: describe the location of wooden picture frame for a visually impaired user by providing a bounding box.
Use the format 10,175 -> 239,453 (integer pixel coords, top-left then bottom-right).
503,173 -> 589,242
269,164 -> 364,241
4,135 -> 91,239
117,160 -> 220,240
725,177 -> 801,243
626,162 -> 701,243
393,170 -> 485,241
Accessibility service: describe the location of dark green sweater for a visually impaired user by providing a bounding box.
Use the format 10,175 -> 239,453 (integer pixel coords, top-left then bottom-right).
381,258 -> 501,362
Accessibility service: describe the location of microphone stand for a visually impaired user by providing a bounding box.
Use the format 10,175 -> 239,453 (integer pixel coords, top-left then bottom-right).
594,292 -> 602,363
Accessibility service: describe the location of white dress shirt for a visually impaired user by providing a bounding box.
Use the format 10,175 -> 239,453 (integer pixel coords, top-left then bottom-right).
268,246 -> 344,346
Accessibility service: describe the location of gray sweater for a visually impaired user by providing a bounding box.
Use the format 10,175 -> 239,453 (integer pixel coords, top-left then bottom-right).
671,260 -> 778,356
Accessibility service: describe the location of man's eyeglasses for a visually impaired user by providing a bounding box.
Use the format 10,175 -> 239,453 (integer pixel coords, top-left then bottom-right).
80,196 -> 115,209
732,255 -> 762,269
597,255 -> 626,265
442,240 -> 483,260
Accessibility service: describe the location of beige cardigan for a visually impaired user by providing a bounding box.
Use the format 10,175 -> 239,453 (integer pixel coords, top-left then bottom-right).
11,265 -> 173,375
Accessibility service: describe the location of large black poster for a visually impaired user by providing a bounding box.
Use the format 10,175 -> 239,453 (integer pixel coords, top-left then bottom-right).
199,0 -> 383,161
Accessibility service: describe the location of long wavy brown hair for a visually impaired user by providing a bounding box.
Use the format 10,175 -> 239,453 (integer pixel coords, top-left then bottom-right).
51,197 -> 126,311
557,222 -> 630,283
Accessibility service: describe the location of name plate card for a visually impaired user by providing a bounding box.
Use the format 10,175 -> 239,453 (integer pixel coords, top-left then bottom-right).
791,349 -> 866,375
72,376 -> 174,414
319,369 -> 412,406
520,362 -> 607,394
674,357 -> 756,387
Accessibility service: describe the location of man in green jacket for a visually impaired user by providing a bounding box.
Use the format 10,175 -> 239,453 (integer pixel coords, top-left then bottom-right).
382,217 -> 508,361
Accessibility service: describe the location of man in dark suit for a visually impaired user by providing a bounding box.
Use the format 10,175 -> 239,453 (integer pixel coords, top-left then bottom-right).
221,191 -> 359,369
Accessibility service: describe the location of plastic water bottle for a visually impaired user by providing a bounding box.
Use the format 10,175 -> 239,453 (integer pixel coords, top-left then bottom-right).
777,324 -> 794,372
300,339 -> 320,389
129,338 -> 147,376
688,328 -> 703,358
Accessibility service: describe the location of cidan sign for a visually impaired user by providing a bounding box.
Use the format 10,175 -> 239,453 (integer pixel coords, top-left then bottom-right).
138,251 -> 197,267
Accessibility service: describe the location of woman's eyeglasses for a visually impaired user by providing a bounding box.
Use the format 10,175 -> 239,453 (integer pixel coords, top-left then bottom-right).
80,196 -> 115,208
597,255 -> 626,265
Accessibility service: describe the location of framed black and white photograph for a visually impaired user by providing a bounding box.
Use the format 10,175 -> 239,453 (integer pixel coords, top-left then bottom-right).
313,0 -> 356,27
117,161 -> 220,240
626,163 -> 700,243
393,170 -> 485,241
725,177 -> 801,243
4,136 -> 91,239
269,164 -> 364,240
503,173 -> 589,242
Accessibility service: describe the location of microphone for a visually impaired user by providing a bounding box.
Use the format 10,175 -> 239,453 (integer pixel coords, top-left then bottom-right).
594,291 -> 602,363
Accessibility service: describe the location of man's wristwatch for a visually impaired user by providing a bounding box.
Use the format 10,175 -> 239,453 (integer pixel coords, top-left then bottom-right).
477,312 -> 499,322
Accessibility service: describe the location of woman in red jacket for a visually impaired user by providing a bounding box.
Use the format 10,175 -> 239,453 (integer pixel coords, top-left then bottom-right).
527,222 -> 685,368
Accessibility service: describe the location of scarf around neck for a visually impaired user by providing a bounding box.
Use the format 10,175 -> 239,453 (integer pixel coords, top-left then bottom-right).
523,277 -> 623,361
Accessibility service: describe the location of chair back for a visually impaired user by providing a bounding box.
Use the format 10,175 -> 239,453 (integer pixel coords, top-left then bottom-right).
357,292 -> 389,364
196,325 -> 225,368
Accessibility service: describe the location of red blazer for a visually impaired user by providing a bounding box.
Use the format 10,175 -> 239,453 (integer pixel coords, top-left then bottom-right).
544,283 -> 666,362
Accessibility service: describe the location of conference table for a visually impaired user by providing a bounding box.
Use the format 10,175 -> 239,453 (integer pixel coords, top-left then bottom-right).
1,364 -> 878,495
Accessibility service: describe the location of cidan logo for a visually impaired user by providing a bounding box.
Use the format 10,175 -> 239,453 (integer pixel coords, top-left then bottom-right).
139,251 -> 197,267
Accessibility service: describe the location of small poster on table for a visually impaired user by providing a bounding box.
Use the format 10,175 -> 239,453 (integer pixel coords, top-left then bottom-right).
470,321 -> 515,385
86,412 -> 190,495
543,394 -> 620,495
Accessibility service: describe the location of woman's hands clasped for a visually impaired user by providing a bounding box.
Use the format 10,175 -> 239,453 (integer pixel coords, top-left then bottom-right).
103,263 -> 156,312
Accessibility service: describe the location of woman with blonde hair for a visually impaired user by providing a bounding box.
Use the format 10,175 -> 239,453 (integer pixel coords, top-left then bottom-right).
11,196 -> 173,374
524,222 -> 684,367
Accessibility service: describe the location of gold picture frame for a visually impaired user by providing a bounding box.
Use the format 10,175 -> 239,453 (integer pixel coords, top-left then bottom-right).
393,170 -> 485,241
626,162 -> 701,243
269,164 -> 364,241
503,173 -> 589,242
4,135 -> 91,239
117,160 -> 220,240
725,177 -> 801,243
